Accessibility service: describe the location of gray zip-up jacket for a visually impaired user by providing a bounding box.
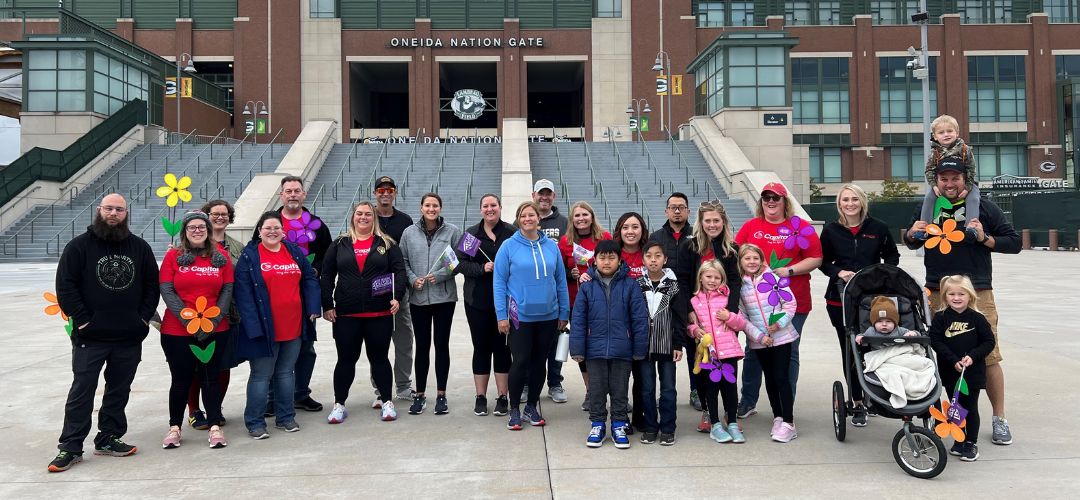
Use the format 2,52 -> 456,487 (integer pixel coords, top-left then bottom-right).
399,217 -> 462,306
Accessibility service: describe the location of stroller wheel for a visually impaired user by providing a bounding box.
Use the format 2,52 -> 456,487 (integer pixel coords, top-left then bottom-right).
832,381 -> 846,442
892,424 -> 947,479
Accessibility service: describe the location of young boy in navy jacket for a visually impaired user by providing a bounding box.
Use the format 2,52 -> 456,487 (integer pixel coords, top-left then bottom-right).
570,240 -> 649,450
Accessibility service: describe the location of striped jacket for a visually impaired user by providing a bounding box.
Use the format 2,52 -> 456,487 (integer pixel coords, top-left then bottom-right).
636,269 -> 687,356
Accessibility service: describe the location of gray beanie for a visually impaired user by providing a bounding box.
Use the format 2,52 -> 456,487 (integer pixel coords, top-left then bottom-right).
182,210 -> 211,228
177,211 -> 227,268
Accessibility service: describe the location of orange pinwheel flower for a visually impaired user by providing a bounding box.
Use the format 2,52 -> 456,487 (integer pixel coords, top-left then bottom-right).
180,296 -> 220,334
44,292 -> 68,321
924,219 -> 965,255
930,399 -> 966,442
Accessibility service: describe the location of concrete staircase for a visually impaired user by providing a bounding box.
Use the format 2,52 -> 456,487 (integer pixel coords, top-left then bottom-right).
308,142 -> 503,237
0,141 -> 290,262
528,140 -> 752,233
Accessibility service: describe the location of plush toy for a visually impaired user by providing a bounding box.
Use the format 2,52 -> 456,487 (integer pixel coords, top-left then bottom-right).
692,334 -> 713,374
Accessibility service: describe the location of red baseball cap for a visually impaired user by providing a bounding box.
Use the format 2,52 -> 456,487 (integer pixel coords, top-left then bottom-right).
760,182 -> 789,197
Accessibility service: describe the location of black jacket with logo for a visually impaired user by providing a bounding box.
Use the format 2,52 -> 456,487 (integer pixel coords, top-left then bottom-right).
906,198 -> 1021,290
56,227 -> 160,345
928,307 -> 995,390
674,233 -> 741,316
650,220 -> 690,274
319,235 -> 407,316
456,220 -> 516,311
819,216 -> 900,302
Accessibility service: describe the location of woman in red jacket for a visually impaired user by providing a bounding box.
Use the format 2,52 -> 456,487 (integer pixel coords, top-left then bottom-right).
557,201 -> 610,411
159,211 -> 233,449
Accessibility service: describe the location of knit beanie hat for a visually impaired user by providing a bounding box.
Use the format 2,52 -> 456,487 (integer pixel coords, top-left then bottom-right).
870,296 -> 900,325
177,211 -> 228,268
182,210 -> 211,228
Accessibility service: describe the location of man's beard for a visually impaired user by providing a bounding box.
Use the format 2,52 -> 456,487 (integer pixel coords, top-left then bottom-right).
92,213 -> 132,242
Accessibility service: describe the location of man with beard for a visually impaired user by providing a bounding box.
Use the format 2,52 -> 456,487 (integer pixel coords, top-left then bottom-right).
255,176 -> 332,415
371,176 -> 417,404
49,194 -> 160,472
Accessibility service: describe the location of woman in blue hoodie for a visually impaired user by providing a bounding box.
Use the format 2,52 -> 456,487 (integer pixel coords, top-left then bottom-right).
494,201 -> 570,431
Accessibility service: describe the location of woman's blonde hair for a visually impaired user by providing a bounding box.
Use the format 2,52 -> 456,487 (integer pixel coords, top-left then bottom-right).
754,191 -> 796,220
695,259 -> 727,295
737,243 -> 767,277
835,183 -> 869,228
565,201 -> 606,245
346,201 -> 394,247
936,275 -> 981,313
691,202 -> 737,258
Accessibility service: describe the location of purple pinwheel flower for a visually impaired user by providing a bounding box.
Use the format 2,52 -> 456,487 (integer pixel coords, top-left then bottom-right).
285,212 -> 322,254
700,362 -> 737,383
757,272 -> 793,306
777,216 -> 815,250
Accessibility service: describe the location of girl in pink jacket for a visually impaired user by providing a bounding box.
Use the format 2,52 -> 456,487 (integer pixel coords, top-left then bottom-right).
688,260 -> 748,444
737,244 -> 799,443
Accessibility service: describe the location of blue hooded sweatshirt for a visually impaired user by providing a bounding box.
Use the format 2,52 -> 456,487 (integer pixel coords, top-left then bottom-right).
493,230 -> 570,323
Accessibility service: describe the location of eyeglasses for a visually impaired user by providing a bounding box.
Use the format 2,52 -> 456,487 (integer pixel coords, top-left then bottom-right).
100,205 -> 126,214
699,200 -> 723,208
186,225 -> 208,233
208,212 -> 230,219
375,187 -> 396,195
666,205 -> 688,212
260,226 -> 283,232
761,195 -> 783,203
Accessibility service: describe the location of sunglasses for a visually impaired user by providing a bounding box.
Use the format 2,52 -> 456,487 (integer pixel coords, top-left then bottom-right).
700,200 -> 723,208
375,187 -> 396,194
761,195 -> 783,203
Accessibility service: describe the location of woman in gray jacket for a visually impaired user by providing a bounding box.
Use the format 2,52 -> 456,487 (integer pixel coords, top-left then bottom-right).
400,192 -> 462,416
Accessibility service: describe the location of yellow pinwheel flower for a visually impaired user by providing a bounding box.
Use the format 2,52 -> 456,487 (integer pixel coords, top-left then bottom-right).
157,173 -> 192,207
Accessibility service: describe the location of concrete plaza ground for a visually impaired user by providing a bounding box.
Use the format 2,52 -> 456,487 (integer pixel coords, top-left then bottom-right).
1,249 -> 1077,498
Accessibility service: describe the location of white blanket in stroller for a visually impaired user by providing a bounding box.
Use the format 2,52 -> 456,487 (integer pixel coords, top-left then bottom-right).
863,344 -> 936,408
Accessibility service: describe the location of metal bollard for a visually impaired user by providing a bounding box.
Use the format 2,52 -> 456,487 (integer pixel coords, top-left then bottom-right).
1049,229 -> 1058,251
1022,229 -> 1031,250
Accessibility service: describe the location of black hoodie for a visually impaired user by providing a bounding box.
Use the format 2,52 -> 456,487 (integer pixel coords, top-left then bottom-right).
819,216 -> 900,302
675,233 -> 741,317
55,227 -> 160,345
376,206 -> 415,244
650,220 -> 691,274
905,198 -> 1021,290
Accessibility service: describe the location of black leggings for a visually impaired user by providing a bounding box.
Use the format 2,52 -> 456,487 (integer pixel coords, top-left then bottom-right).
333,315 -> 394,405
412,302 -> 456,393
161,332 -> 223,427
465,303 -> 512,375
757,343 -> 795,424
946,385 -> 983,444
508,319 -> 558,408
827,304 -> 863,402
705,359 -> 739,425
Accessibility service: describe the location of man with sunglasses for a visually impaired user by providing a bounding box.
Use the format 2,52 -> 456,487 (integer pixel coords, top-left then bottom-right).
372,176 -> 418,403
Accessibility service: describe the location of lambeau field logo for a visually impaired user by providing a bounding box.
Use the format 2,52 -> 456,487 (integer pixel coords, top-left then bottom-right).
451,89 -> 485,120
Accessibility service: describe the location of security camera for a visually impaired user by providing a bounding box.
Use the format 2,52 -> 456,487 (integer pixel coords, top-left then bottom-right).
908,46 -> 917,56
907,59 -> 918,69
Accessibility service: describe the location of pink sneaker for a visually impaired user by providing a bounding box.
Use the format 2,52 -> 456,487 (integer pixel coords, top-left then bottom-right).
772,422 -> 797,443
770,417 -> 783,436
162,427 -> 181,449
208,427 -> 227,449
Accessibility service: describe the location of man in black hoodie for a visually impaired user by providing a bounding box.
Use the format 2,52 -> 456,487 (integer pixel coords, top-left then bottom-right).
49,194 -> 160,472
905,161 -> 1021,446
649,192 -> 697,409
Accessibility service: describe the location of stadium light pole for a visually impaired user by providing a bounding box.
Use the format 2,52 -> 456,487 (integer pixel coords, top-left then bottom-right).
627,99 -> 652,143
653,52 -> 673,140
242,100 -> 269,145
911,3 -> 931,168
176,53 -> 195,137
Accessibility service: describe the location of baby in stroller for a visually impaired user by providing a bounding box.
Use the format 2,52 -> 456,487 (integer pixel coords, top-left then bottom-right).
861,296 -> 937,409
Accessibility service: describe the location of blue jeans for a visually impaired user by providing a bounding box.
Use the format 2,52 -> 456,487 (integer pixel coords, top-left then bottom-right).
739,313 -> 808,408
267,339 -> 316,403
640,355 -> 678,433
245,338 -> 302,431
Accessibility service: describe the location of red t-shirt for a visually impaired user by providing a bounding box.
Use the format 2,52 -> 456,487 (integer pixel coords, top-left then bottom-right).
672,231 -> 682,241
621,248 -> 646,279
735,218 -> 823,313
259,244 -> 304,342
849,225 -> 861,236
559,232 -> 612,308
159,249 -> 234,337
283,215 -> 310,254
345,236 -> 392,318
700,251 -> 715,263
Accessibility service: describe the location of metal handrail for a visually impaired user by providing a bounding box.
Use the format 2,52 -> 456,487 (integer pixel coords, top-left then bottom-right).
0,185 -> 42,225
196,133 -> 252,199
130,129 -> 222,206
309,184 -> 326,215
45,201 -> 97,256
471,127 -> 478,173
137,203 -> 173,243
364,139 -> 391,195
1,186 -> 83,257
331,135 -> 365,200
686,120 -> 732,184
231,140 -> 281,198
124,129 -> 197,204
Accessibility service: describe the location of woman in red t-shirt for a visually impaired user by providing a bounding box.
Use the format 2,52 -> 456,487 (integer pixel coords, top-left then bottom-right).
612,211 -> 649,430
319,201 -> 407,424
557,201 -> 610,405
159,210 -> 233,449
733,182 -> 822,417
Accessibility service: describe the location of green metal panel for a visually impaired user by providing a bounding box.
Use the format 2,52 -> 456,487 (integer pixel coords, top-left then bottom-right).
1011,0 -> 1035,22
518,0 -> 553,29
380,0 -> 418,29
469,0 -> 507,29
555,0 -> 590,28
192,0 -> 237,29
840,0 -> 860,25
341,0 -> 379,28
430,0 -> 467,29
134,0 -> 180,29
71,0 -> 121,29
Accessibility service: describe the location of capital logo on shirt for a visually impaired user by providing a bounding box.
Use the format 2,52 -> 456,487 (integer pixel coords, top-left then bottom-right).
354,248 -> 371,257
261,262 -> 273,272
753,231 -> 785,245
178,265 -> 218,275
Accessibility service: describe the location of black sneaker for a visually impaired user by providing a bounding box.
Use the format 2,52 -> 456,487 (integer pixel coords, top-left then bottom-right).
188,410 -> 209,430
851,404 -> 868,427
640,431 -> 658,444
47,451 -> 82,472
434,394 -> 449,415
94,435 -> 137,457
659,432 -> 676,445
950,441 -> 964,456
409,394 -> 427,415
623,424 -> 635,436
474,395 -> 488,416
493,395 -> 509,416
294,396 -> 323,412
264,400 -> 274,417
960,442 -> 980,462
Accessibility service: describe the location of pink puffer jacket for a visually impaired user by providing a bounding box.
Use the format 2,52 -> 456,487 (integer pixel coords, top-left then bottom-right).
688,286 -> 748,361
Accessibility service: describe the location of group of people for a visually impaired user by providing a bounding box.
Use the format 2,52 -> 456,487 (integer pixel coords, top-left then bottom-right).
47,114 -> 1020,471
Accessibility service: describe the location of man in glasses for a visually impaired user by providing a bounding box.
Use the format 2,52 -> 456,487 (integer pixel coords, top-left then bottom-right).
50,194 -> 160,472
372,176 -> 418,403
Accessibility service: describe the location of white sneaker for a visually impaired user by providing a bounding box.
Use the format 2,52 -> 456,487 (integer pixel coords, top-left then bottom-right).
371,397 -> 382,409
381,400 -> 397,421
328,403 -> 347,424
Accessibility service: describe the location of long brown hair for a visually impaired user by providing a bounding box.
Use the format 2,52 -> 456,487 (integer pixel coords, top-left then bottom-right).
346,201 -> 394,247
613,212 -> 649,250
565,201 -> 606,245
690,203 -> 736,258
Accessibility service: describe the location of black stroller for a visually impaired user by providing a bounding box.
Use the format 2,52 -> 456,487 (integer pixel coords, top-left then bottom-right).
831,264 -> 948,479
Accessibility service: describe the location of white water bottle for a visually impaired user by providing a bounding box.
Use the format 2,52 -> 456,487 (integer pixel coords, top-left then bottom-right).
555,330 -> 571,362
